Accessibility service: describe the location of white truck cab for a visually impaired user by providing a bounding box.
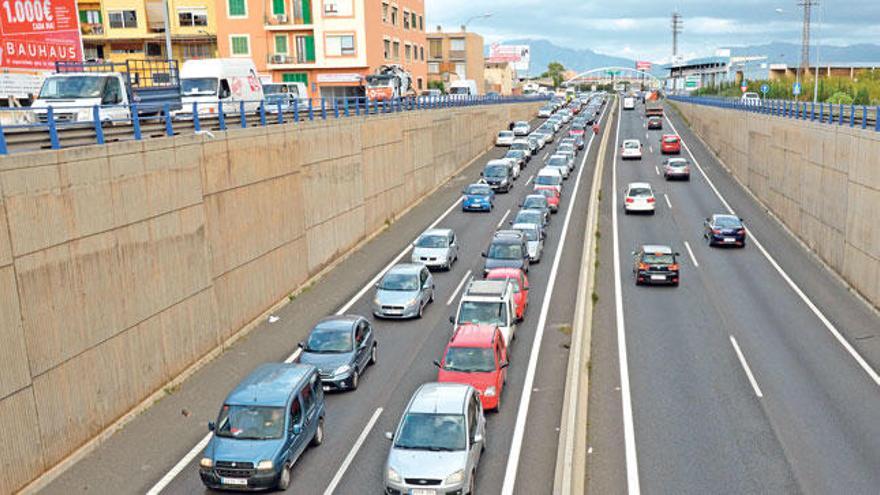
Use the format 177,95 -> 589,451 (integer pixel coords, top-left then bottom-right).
451,280 -> 517,346
449,79 -> 479,98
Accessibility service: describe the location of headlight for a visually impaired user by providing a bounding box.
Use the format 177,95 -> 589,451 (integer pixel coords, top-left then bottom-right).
444,469 -> 465,485
407,298 -> 420,307
199,457 -> 213,469
334,364 -> 352,376
387,467 -> 403,483
484,386 -> 497,397
256,460 -> 274,471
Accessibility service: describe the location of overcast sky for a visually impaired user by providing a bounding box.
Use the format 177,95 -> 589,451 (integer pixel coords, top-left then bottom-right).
425,0 -> 880,62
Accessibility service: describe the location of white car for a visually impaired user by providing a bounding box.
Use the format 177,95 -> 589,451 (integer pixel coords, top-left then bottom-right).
529,132 -> 548,149
538,106 -> 554,118
496,130 -> 515,146
741,92 -> 761,107
624,182 -> 656,214
513,121 -> 531,136
546,154 -> 571,179
534,168 -> 564,193
621,139 -> 643,160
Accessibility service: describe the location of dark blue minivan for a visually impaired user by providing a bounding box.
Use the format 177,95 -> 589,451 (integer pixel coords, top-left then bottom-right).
199,363 -> 325,491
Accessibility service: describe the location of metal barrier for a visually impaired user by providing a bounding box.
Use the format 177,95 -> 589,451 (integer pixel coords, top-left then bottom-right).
668,95 -> 879,132
0,94 -> 548,155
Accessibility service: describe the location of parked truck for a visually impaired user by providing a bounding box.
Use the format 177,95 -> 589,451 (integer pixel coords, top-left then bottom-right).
644,90 -> 664,117
365,64 -> 412,101
31,60 -> 181,124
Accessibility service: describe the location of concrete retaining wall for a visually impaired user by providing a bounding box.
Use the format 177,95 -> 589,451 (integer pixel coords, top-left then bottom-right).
0,102 -> 539,494
673,102 -> 880,309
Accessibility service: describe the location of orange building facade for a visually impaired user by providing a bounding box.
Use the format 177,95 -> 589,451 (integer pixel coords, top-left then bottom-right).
216,0 -> 427,98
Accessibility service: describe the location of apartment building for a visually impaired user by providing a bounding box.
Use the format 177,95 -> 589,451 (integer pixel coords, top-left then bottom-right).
216,0 -> 427,98
77,0 -> 218,64
484,60 -> 517,95
426,27 -> 484,94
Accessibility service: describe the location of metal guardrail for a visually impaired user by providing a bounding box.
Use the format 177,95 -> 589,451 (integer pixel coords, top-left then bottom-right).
0,95 -> 549,155
668,95 -> 880,132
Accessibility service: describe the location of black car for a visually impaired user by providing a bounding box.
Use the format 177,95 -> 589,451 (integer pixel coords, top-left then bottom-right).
481,162 -> 514,192
704,214 -> 747,247
632,245 -> 680,286
298,315 -> 377,391
482,230 -> 530,275
647,116 -> 663,130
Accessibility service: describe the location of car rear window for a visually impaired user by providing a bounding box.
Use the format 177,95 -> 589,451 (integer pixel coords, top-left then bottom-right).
643,253 -> 674,264
628,187 -> 652,197
664,136 -> 679,143
624,141 -> 640,149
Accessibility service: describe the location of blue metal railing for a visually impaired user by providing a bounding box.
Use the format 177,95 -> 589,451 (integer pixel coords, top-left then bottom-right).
0,94 -> 548,155
667,94 -> 878,132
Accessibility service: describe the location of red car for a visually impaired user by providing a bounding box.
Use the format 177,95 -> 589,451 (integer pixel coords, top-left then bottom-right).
436,324 -> 509,410
661,134 -> 682,154
534,185 -> 561,212
485,268 -> 529,321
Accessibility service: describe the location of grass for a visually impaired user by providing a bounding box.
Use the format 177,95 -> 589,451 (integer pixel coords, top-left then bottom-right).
163,383 -> 181,396
591,291 -> 599,305
558,324 -> 573,336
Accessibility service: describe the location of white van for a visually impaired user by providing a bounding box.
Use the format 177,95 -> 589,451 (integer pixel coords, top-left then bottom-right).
177,58 -> 264,116
263,82 -> 309,112
449,79 -> 479,98
623,96 -> 636,110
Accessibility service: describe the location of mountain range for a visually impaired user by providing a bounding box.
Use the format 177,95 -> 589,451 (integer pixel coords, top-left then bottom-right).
486,39 -> 636,75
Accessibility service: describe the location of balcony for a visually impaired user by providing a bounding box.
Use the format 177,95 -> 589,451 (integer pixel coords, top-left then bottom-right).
264,14 -> 313,30
81,23 -> 104,36
448,50 -> 466,60
266,53 -> 315,69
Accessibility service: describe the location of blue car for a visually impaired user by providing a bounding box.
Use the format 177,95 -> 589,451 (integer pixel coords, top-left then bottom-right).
462,183 -> 495,211
704,214 -> 747,247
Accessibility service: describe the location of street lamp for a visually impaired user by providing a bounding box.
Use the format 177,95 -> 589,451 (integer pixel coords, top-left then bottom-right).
776,4 -> 822,103
462,12 -> 493,30
774,7 -> 801,100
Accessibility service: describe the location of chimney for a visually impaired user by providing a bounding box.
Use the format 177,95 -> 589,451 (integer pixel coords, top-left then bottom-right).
436,25 -> 442,32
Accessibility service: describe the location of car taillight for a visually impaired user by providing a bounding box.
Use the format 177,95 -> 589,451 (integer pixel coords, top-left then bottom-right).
647,197 -> 655,203
712,229 -> 722,234
638,263 -> 649,270
669,264 -> 679,271
625,198 -> 634,203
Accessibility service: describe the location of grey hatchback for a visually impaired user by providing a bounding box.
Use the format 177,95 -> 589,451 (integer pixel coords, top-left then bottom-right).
373,264 -> 435,319
298,316 -> 377,391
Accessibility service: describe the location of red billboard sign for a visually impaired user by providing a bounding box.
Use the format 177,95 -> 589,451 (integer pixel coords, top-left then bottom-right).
635,61 -> 652,72
0,0 -> 82,70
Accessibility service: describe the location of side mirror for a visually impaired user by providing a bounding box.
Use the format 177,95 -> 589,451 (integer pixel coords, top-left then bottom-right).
674,252 -> 681,256
385,431 -> 394,441
500,361 -> 510,369
208,421 -> 216,431
481,252 -> 487,258
480,172 -> 484,177
297,342 -> 304,349
292,424 -> 302,436
449,315 -> 455,324
473,433 -> 484,444
433,360 -> 442,369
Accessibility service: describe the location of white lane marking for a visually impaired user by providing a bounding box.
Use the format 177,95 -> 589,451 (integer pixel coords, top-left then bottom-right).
664,194 -> 672,209
322,407 -> 383,495
664,114 -> 880,387
145,434 -> 213,495
447,270 -> 473,306
526,174 -> 535,185
730,336 -> 764,398
282,348 -> 302,364
654,165 -> 660,176
611,98 -> 642,495
684,241 -> 699,268
497,208 -> 512,229
649,146 -> 654,154
501,102 -> 610,495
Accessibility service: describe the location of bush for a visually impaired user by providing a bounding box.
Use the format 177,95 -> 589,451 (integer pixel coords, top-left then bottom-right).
826,92 -> 854,105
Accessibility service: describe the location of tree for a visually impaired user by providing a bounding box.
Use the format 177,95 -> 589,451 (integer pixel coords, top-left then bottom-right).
826,91 -> 853,105
428,80 -> 445,93
541,62 -> 566,88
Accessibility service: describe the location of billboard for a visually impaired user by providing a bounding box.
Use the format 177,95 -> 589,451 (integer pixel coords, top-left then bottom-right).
0,0 -> 83,71
488,43 -> 530,74
635,61 -> 652,72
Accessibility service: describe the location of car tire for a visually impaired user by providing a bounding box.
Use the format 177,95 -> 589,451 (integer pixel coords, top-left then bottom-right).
370,344 -> 378,366
311,417 -> 325,446
350,370 -> 360,391
276,464 -> 292,491
417,303 -> 424,319
468,471 -> 477,495
429,288 -> 435,303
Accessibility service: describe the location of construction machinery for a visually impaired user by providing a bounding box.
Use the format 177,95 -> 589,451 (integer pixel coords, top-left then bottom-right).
365,65 -> 413,101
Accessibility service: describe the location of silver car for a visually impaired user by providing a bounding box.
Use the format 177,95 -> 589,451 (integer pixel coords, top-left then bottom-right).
373,264 -> 434,319
412,228 -> 459,270
512,222 -> 544,262
384,383 -> 486,495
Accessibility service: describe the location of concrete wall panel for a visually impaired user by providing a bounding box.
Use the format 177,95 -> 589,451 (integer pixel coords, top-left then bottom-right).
0,388 -> 44,494
0,265 -> 30,399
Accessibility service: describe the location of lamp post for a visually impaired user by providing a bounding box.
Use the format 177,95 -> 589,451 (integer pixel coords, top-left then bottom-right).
163,0 -> 173,60
462,12 -> 493,30
775,7 -> 801,100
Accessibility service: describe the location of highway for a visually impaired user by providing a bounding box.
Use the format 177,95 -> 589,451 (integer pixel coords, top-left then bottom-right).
39,104 -> 609,494
586,98 -> 880,494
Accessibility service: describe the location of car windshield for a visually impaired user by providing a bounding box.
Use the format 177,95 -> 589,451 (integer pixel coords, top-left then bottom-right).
416,235 -> 448,248
263,84 -> 297,96
379,273 -> 419,291
39,76 -> 105,99
516,227 -> 539,241
458,301 -> 506,326
523,197 -> 547,209
536,175 -> 561,186
511,143 -> 529,151
514,211 -> 542,225
306,325 -> 353,353
506,150 -> 524,158
714,216 -> 742,228
664,137 -> 679,143
450,87 -> 471,95
488,242 -> 523,260
624,141 -> 640,149
548,157 -> 567,167
394,413 -> 466,451
181,77 -> 218,96
444,347 -> 496,373
484,165 -> 508,177
558,145 -> 575,153
643,253 -> 675,264
498,131 -> 514,138
628,187 -> 652,197
466,185 -> 491,196
215,405 -> 285,440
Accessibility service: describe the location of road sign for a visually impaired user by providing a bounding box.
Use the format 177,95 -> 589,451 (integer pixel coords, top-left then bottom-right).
760,83 -> 770,95
793,82 -> 802,96
740,81 -> 749,93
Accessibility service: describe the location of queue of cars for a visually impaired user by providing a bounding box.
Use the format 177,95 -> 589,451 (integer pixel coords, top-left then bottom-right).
196,93 -> 603,494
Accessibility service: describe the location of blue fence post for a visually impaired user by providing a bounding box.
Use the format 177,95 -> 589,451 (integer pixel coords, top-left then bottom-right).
92,106 -> 105,145
819,102 -> 824,123
218,102 -> 226,130
276,101 -> 284,124
850,104 -> 855,127
839,103 -> 844,125
876,106 -> 880,132
321,98 -> 327,120
862,106 -> 867,129
810,101 -> 815,121
239,101 -> 247,128
0,121 -> 7,155
164,104 -> 174,136
192,102 -> 201,131
46,106 -> 60,149
344,97 -> 350,117
132,105 -> 142,140
355,97 -> 361,116
333,98 -> 340,118
259,101 -> 267,126
293,99 -> 300,122
308,98 -> 314,120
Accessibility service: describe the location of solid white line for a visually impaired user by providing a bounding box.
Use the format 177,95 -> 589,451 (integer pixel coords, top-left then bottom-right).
684,241 -> 699,268
649,146 -> 654,154
501,103 -> 609,495
663,194 -> 672,209
730,336 -> 764,398
664,114 -> 880,387
145,434 -> 213,495
526,174 -> 535,185
654,165 -> 660,176
322,407 -> 383,495
447,270 -> 473,306
612,98 -> 642,495
497,208 -> 512,229
282,348 -> 303,364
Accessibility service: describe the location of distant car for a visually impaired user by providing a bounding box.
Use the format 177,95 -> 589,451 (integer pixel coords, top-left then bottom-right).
521,194 -> 551,220
647,116 -> 663,130
529,133 -> 547,150
556,149 -> 577,171
741,92 -> 761,107
483,230 -> 530,275
513,120 -> 531,136
534,168 -> 563,193
538,106 -> 554,118
436,324 -> 509,411
512,208 -> 549,233
512,138 -> 537,156
569,124 -> 586,139
511,222 -> 544,262
704,214 -> 747,247
384,383 -> 486,495
505,149 -> 529,170
621,139 -> 643,160
372,264 -> 434,319
481,161 -> 514,192
534,186 -> 561,212
486,268 -> 530,321
299,315 -> 377,391
624,182 -> 656,214
632,245 -> 680,286
546,154 -> 571,178
535,129 -> 554,144
463,183 -> 495,212
661,134 -> 681,154
564,133 -> 585,149
663,158 -> 690,181
557,142 -> 577,157
412,228 -> 459,270
496,130 -> 515,146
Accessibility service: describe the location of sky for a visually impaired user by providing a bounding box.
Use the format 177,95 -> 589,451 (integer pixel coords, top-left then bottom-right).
425,0 -> 880,63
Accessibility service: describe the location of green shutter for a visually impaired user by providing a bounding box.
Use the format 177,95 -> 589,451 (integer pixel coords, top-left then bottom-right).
304,35 -> 315,62
79,10 -> 87,23
231,36 -> 248,55
228,0 -> 245,16
97,10 -> 102,23
282,73 -> 308,84
274,35 -> 287,54
301,0 -> 311,24
272,0 -> 285,15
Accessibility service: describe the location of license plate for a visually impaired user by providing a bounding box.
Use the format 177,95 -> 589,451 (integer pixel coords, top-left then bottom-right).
221,477 -> 248,486
651,275 -> 666,281
724,237 -> 735,243
411,490 -> 436,495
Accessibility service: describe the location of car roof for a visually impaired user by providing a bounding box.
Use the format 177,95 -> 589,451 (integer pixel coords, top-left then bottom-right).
493,230 -> 524,241
465,279 -> 510,297
450,324 -> 500,347
486,159 -> 511,167
712,214 -> 741,222
420,228 -> 452,237
524,194 -> 547,201
226,363 -> 314,407
538,167 -> 562,176
512,222 -> 539,232
641,244 -> 673,254
387,263 -> 424,275
627,182 -> 652,189
623,139 -> 641,144
408,382 -> 471,415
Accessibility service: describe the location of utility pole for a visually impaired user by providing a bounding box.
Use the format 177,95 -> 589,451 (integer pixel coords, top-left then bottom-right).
671,12 -> 683,63
798,0 -> 817,83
